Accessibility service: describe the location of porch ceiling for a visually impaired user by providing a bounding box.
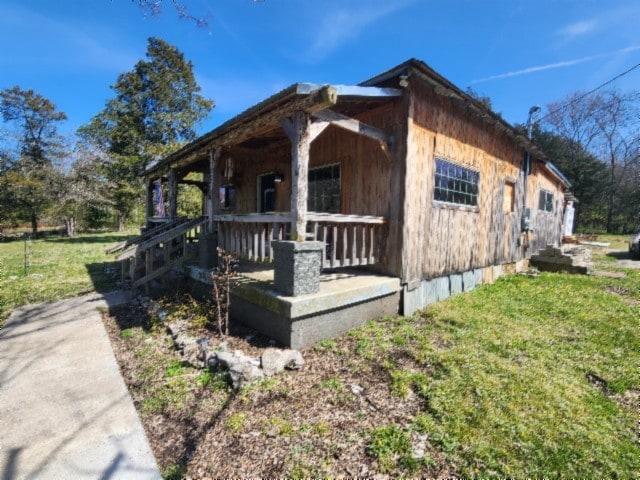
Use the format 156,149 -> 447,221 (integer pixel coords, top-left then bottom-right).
145,83 -> 402,178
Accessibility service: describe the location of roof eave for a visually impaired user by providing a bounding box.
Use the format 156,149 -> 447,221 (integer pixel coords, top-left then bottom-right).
146,83 -> 402,177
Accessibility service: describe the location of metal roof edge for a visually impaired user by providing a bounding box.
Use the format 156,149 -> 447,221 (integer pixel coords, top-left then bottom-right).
544,161 -> 572,188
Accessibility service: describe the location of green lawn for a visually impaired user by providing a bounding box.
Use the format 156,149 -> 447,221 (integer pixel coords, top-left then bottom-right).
352,265 -> 639,476
1,232 -> 638,477
0,231 -> 133,327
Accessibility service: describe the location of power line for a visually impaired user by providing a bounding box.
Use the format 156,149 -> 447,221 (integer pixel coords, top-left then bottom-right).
539,62 -> 640,123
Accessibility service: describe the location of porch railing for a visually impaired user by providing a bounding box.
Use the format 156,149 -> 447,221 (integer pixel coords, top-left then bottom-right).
307,213 -> 386,269
214,212 -> 386,269
116,216 -> 207,291
215,213 -> 290,263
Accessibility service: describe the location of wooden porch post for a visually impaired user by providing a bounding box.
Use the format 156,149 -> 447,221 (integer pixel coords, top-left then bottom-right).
145,178 -> 154,223
208,148 -> 221,231
168,168 -> 178,219
281,111 -> 329,241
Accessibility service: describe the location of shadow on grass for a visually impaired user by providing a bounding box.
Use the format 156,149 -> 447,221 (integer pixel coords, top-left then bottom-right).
606,250 -> 634,260
45,234 -> 136,245
85,260 -> 125,295
106,302 -> 156,333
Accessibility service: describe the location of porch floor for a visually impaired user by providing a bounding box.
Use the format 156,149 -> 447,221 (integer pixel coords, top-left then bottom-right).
184,262 -> 401,348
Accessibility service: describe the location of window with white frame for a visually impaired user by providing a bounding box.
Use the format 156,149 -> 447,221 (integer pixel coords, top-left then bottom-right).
308,164 -> 340,213
538,189 -> 554,212
434,157 -> 479,207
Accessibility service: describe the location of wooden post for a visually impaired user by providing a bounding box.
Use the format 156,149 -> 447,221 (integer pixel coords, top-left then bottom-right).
168,169 -> 178,219
209,148 -> 221,231
281,111 -> 329,241
145,178 -> 154,225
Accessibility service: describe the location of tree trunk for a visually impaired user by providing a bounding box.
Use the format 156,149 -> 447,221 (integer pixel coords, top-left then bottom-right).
607,161 -> 615,233
30,212 -> 38,235
117,212 -> 126,232
64,216 -> 76,237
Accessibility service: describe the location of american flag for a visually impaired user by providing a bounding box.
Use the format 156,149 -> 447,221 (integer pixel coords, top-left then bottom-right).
154,180 -> 166,217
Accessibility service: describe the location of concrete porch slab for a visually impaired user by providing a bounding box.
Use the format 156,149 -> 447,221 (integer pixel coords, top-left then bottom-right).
185,265 -> 401,348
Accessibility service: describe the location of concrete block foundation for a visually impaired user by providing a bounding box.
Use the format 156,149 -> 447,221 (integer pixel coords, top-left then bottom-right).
402,262 -> 521,316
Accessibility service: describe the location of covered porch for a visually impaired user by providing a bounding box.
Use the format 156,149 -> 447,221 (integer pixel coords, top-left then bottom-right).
141,83 -> 402,280
117,82 -> 405,345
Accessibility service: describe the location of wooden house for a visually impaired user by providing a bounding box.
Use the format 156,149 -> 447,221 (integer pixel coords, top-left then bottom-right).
116,59 -> 570,348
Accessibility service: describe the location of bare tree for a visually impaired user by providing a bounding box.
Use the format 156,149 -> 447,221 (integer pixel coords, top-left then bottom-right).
132,1 -> 265,28
591,91 -> 640,231
543,89 -> 640,233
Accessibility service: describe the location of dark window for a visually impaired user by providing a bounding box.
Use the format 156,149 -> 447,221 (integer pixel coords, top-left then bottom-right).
219,185 -> 236,209
308,164 -> 340,213
434,158 -> 479,207
258,174 -> 277,212
538,190 -> 554,212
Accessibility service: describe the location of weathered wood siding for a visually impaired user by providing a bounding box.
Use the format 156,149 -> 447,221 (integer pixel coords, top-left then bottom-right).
527,162 -> 564,252
218,102 -> 404,275
401,82 -> 563,285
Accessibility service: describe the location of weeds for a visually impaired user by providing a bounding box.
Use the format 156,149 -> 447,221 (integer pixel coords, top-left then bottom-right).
368,424 -> 415,473
226,412 -> 248,433
210,247 -> 239,336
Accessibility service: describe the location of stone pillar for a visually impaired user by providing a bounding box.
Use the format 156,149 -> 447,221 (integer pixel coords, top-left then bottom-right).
272,240 -> 323,296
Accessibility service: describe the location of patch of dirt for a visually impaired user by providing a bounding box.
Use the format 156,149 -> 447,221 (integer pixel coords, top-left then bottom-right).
593,270 -> 627,279
101,303 -> 456,478
604,285 -> 630,296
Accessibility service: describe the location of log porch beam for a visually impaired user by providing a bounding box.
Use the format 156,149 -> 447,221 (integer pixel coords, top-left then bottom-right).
179,179 -> 207,191
311,109 -> 393,162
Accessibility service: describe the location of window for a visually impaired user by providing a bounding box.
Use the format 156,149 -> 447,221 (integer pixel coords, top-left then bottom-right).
308,164 -> 341,213
434,158 -> 479,207
219,185 -> 236,209
538,190 -> 553,212
258,173 -> 276,212
503,181 -> 515,213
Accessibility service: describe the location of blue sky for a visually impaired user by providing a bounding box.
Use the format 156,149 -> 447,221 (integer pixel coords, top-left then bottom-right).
1,0 -> 639,138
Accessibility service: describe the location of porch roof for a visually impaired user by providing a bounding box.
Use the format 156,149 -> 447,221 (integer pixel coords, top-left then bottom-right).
145,82 -> 402,178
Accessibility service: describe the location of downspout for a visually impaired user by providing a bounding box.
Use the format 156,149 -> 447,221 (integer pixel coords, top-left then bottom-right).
521,105 -> 540,233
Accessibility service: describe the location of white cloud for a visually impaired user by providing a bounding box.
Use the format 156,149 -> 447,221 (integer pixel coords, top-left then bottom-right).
555,4 -> 640,43
302,0 -> 414,63
556,19 -> 598,40
471,45 -> 640,84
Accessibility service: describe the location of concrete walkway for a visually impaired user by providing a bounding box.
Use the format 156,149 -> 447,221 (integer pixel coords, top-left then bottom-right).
0,292 -> 160,480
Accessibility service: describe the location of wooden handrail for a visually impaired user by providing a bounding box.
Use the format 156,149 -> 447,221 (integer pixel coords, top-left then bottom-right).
121,216 -> 208,293
214,212 -> 386,225
215,212 -> 387,269
117,216 -> 207,260
106,217 -> 187,254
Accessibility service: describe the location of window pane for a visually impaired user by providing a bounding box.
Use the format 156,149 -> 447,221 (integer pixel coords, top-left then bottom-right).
308,164 -> 340,213
433,158 -> 479,207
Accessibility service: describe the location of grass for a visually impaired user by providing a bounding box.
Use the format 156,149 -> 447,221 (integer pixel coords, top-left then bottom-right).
355,265 -> 639,477
0,231 -> 134,327
46,233 -> 638,477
